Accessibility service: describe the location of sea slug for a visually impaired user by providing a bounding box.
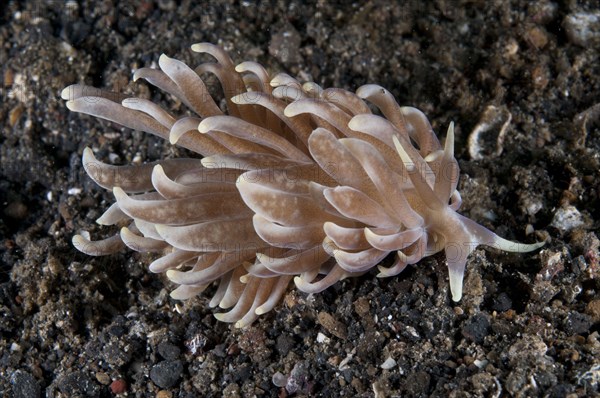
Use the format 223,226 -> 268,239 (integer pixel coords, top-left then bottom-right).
61,43 -> 544,327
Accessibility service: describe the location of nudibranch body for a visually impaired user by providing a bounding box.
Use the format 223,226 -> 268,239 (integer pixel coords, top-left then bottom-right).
62,43 -> 544,327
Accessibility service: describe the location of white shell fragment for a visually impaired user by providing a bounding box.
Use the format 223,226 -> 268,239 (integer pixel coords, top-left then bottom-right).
550,205 -> 585,232
468,105 -> 512,160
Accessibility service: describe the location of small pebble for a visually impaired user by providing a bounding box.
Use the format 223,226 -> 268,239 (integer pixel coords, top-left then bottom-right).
563,311 -> 593,336
491,292 -> 513,312
526,26 -> 548,49
586,299 -> 600,323
110,379 -> 127,394
95,372 -> 110,385
4,68 -> 14,86
272,371 -> 288,387
550,205 -> 585,232
10,370 -> 41,398
158,342 -> 181,361
564,11 -> 600,47
317,312 -> 347,340
380,357 -> 397,370
461,313 -> 490,343
150,360 -> 183,389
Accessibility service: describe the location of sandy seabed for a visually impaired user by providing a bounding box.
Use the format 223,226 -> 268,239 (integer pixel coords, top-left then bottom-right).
1,1 -> 599,397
